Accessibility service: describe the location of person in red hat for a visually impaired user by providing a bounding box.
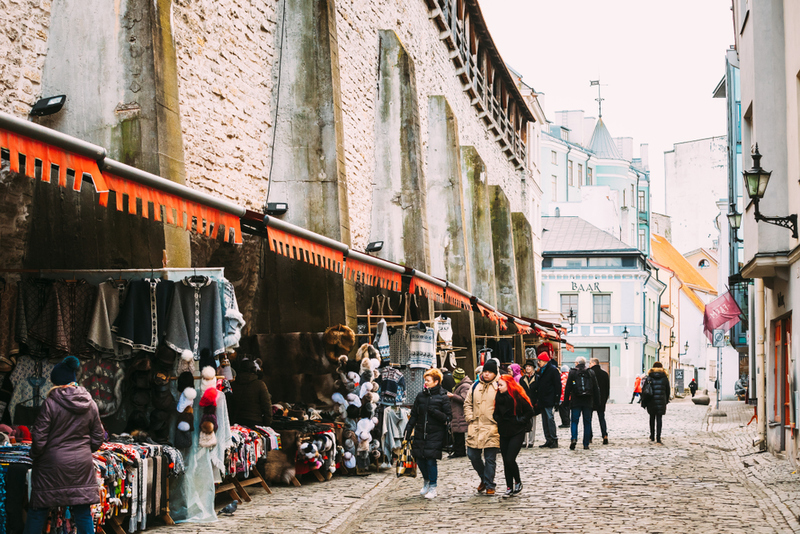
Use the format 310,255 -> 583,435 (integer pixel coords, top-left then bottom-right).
535,350 -> 562,448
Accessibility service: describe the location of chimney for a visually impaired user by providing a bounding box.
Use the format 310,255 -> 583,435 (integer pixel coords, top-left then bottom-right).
640,143 -> 649,170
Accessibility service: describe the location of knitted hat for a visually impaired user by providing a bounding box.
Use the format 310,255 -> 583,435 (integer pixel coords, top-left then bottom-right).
198,349 -> 217,374
51,356 -> 81,386
201,412 -> 218,432
177,389 -> 196,413
198,429 -> 217,448
177,371 -> 195,392
453,368 -> 466,381
561,365 -> 569,373
201,366 -> 216,391
175,430 -> 193,449
483,358 -> 498,375
537,353 -> 551,362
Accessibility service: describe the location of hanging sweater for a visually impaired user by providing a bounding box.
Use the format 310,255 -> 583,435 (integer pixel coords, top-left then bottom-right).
165,277 -> 225,359
407,325 -> 435,369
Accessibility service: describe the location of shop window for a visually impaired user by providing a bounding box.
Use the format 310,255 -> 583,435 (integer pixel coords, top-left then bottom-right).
593,294 -> 611,323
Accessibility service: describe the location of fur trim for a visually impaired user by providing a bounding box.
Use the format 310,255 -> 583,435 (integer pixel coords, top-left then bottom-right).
323,325 -> 356,354
223,330 -> 241,350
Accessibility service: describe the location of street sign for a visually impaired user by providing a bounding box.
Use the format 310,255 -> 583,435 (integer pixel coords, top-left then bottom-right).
712,328 -> 726,348
675,369 -> 684,392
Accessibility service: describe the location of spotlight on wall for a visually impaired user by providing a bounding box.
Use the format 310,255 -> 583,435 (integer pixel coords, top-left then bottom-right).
266,202 -> 288,216
30,95 -> 66,117
365,241 -> 384,253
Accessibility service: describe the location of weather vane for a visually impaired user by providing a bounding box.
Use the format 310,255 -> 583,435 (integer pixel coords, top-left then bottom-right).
589,80 -> 607,117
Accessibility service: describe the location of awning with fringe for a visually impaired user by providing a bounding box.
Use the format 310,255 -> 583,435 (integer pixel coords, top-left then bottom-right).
267,225 -> 343,272
345,258 -> 402,291
0,128 -> 108,196
445,289 -> 473,310
104,173 -> 242,244
408,276 -> 445,303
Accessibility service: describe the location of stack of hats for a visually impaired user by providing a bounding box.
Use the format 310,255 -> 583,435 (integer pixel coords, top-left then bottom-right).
175,371 -> 196,449
198,387 -> 218,448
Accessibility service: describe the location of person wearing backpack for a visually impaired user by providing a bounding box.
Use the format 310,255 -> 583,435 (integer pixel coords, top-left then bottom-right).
641,361 -> 670,444
563,356 -> 601,450
535,352 -> 562,448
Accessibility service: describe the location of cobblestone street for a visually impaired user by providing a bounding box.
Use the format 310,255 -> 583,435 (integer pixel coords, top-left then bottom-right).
149,399 -> 800,534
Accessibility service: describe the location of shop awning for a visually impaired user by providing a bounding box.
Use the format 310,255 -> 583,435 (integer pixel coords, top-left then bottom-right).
0,111 -> 245,244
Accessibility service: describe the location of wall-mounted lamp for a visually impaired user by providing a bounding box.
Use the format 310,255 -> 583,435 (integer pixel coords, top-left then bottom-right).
678,341 -> 689,356
727,204 -> 743,243
30,95 -> 66,116
365,241 -> 383,253
743,145 -> 797,238
622,325 -> 629,349
668,331 -> 676,348
266,202 -> 288,216
567,307 -> 576,333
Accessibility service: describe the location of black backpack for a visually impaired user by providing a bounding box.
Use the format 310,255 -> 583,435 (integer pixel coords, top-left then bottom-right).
573,368 -> 594,397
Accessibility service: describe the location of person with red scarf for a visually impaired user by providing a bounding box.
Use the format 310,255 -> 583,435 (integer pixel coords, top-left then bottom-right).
493,375 -> 534,497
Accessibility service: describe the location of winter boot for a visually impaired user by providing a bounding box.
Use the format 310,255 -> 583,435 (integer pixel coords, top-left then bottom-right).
569,440 -> 577,450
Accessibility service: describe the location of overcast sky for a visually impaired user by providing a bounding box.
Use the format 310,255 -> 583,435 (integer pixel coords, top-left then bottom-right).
480,0 -> 733,213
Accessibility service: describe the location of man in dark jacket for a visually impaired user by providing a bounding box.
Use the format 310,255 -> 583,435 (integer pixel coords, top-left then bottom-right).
563,356 -> 601,450
535,352 -> 562,449
641,361 -> 670,444
231,359 -> 273,428
589,358 -> 610,445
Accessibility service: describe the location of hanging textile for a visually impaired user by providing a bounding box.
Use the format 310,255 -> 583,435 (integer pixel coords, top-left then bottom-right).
112,279 -> 175,353
28,279 -> 97,355
87,279 -> 129,355
164,278 -> 225,360
373,319 -> 390,364
15,279 -> 53,359
220,280 -> 244,351
445,289 -> 472,310
406,324 -> 435,369
0,281 -> 19,369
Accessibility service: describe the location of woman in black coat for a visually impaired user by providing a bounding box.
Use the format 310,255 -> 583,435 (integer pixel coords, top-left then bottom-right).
494,375 -> 534,497
405,368 -> 452,499
641,361 -> 670,444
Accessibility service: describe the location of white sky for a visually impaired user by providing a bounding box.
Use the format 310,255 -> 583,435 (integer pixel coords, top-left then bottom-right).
480,0 -> 734,213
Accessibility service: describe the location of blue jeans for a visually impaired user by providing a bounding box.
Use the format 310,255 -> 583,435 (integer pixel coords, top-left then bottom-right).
570,406 -> 594,447
24,505 -> 95,534
467,446 -> 499,490
416,457 -> 438,486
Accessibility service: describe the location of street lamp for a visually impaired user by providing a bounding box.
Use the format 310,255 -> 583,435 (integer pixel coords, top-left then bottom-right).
622,325 -> 629,350
743,144 -> 798,238
567,307 -> 576,333
668,331 -> 676,348
678,341 -> 689,356
727,204 -> 743,243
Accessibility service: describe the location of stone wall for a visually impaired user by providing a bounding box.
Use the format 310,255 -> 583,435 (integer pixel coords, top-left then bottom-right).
0,0 -> 51,117
172,0 -> 277,210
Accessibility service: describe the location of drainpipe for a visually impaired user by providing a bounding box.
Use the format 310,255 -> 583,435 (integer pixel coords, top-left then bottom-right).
634,170 -> 641,251
641,261 -> 652,373
565,145 -> 572,202
755,277 -> 767,449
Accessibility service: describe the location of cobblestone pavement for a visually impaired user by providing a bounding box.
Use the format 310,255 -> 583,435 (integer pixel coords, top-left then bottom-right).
148,399 -> 800,534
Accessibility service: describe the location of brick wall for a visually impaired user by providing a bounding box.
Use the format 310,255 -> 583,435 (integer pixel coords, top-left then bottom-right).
0,0 -> 51,117
172,0 -> 278,210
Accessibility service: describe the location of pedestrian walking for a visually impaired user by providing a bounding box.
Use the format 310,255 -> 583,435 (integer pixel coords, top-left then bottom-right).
641,361 -> 670,445
25,356 -> 105,534
688,378 -> 698,397
589,358 -> 610,445
630,373 -> 643,404
558,364 -> 570,427
535,351 -> 562,448
508,363 -> 522,383
447,368 -> 470,458
405,368 -> 452,499
464,358 -> 501,495
563,356 -> 601,450
519,359 -> 538,447
493,375 -> 534,497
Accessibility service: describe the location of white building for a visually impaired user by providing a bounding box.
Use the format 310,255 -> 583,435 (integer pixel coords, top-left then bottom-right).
541,216 -> 665,404
663,136 -> 728,255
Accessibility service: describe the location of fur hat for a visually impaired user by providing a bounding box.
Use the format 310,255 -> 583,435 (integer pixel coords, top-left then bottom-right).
201,412 -> 218,432
482,358 -> 498,375
175,430 -> 193,449
201,366 -> 216,391
199,387 -> 218,408
177,371 -> 195,392
323,325 -> 356,360
51,356 -> 81,386
177,350 -> 195,375
355,343 -> 379,362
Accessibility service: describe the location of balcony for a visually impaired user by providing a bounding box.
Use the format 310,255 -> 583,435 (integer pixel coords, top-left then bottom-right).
425,0 -> 529,170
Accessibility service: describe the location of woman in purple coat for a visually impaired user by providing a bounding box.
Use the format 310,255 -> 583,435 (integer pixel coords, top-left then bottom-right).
25,356 -> 105,534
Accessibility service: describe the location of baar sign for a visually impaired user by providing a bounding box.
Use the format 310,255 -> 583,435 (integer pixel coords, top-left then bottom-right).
571,282 -> 602,292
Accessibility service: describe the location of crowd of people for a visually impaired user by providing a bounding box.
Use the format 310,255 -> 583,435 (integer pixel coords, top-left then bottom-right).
404,347 -> 672,499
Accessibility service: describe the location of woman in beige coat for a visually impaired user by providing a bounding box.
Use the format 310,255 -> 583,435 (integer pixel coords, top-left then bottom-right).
463,358 -> 500,495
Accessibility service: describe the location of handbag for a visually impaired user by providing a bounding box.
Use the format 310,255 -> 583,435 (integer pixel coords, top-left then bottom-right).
443,420 -> 455,452
641,377 -> 654,400
396,439 -> 417,478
